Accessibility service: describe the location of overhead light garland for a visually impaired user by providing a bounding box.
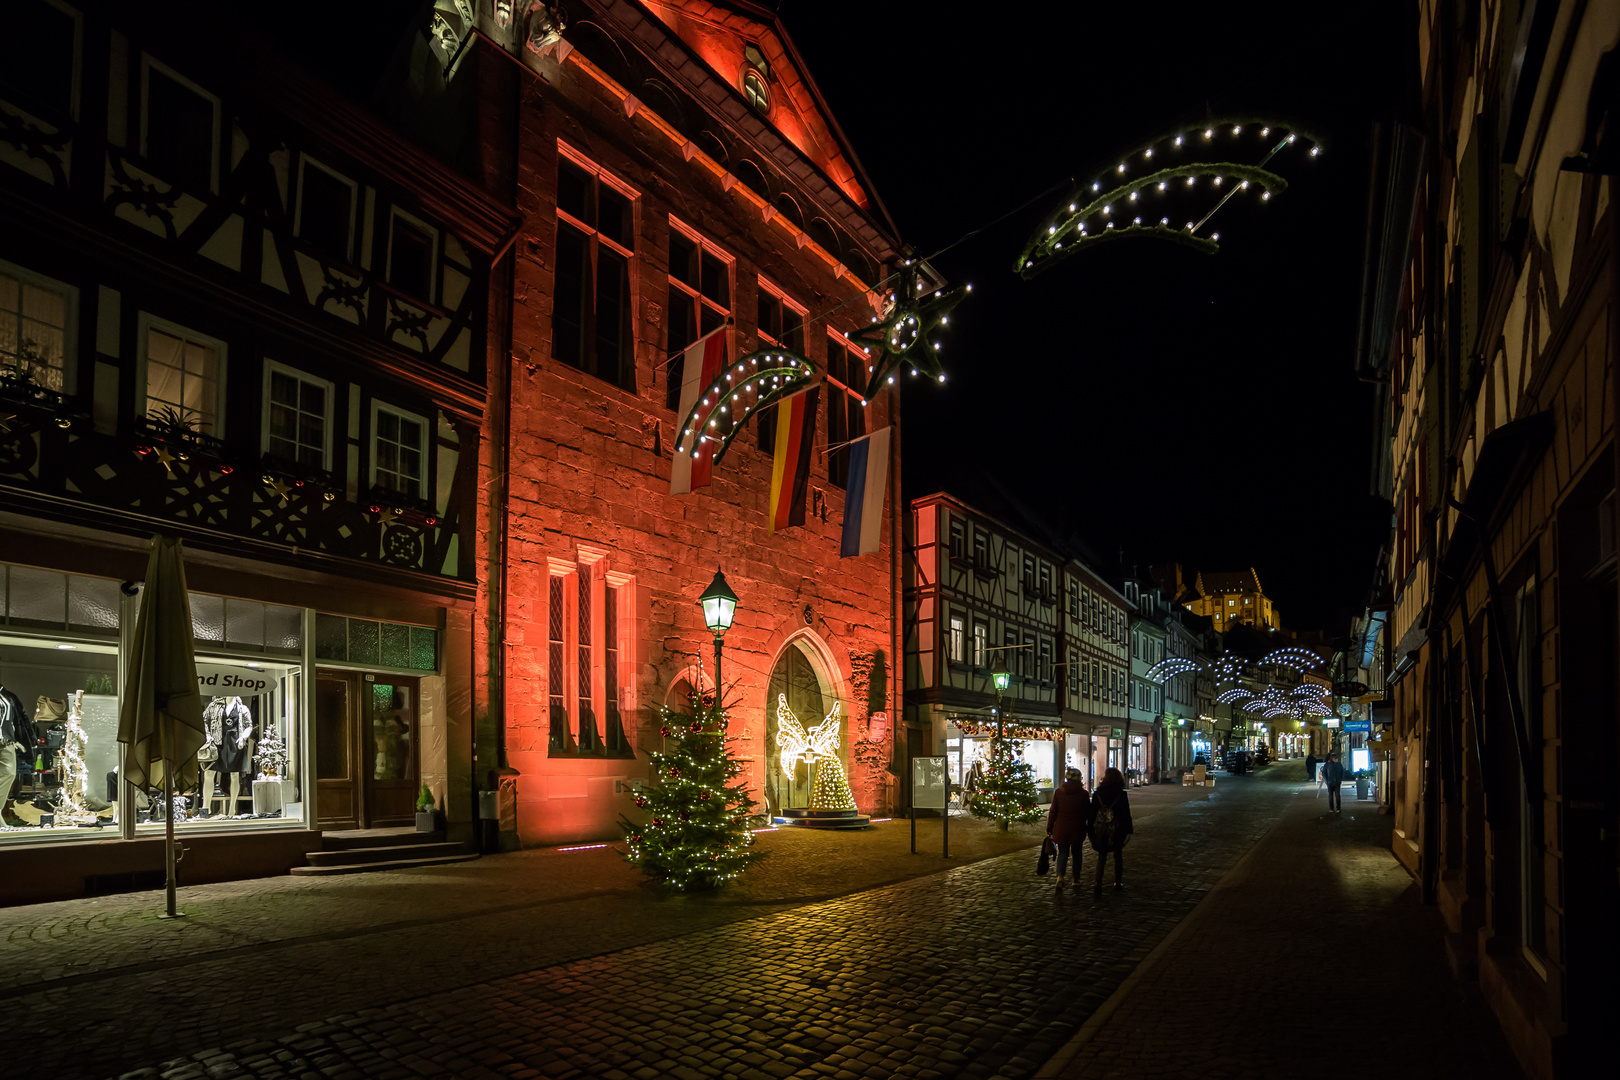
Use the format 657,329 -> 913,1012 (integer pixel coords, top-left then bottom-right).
1260,646 -> 1322,671
1015,118 -> 1323,278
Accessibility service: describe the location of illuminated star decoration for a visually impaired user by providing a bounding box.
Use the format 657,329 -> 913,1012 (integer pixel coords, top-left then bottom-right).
1015,119 -> 1324,278
674,348 -> 820,471
151,445 -> 178,477
848,262 -> 970,400
775,694 -> 855,811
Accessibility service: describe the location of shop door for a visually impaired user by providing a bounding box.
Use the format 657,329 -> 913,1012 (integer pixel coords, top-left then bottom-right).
314,671 -> 419,829
363,677 -> 418,827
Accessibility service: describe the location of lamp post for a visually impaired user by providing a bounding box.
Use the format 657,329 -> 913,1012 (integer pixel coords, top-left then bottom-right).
991,656 -> 1011,741
697,568 -> 738,706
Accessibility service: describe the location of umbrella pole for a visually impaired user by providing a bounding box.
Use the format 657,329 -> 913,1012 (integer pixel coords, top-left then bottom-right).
159,719 -> 184,919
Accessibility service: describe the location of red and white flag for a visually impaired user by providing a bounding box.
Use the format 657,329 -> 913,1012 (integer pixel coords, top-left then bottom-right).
670,328 -> 728,495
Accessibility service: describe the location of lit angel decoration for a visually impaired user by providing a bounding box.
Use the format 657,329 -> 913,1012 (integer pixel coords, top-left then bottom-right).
775,694 -> 856,811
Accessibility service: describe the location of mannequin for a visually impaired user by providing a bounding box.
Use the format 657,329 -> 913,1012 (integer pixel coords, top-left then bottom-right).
211,696 -> 255,816
0,685 -> 38,827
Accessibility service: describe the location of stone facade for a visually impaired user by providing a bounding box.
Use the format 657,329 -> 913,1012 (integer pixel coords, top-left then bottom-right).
472,2 -> 906,846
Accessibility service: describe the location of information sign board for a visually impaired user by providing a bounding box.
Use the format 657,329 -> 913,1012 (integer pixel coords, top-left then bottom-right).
911,755 -> 948,809
1344,719 -> 1371,733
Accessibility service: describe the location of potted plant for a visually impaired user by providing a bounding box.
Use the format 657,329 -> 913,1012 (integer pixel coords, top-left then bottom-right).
415,784 -> 441,832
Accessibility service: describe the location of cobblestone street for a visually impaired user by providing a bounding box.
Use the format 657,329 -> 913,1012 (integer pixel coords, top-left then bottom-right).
0,765 -> 1516,1080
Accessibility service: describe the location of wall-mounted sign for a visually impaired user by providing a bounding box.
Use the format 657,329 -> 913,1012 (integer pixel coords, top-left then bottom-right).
1344,720 -> 1371,733
195,663 -> 276,697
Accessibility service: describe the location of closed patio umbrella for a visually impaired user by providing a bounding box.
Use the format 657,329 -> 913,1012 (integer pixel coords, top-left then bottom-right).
118,534 -> 206,918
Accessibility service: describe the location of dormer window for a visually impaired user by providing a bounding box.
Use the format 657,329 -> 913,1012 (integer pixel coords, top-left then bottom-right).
742,43 -> 770,116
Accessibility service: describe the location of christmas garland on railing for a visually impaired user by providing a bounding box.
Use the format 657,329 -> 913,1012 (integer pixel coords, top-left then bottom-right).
954,720 -> 1066,742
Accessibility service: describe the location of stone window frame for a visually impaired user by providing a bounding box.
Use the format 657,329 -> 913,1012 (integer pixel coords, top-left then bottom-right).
823,328 -> 868,489
753,274 -> 806,451
664,216 -> 734,411
554,142 -> 640,392
546,547 -> 637,758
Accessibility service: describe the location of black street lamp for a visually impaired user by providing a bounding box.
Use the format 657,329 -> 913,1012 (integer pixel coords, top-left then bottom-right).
991,655 -> 1011,741
697,567 -> 738,704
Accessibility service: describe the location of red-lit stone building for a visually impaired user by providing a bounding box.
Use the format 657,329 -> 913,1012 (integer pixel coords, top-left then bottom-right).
473,1 -> 910,845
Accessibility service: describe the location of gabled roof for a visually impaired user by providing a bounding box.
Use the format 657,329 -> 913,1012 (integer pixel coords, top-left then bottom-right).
1197,568 -> 1264,596
638,1 -> 896,233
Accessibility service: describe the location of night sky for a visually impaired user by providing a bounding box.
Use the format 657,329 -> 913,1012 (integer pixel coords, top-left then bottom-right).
789,0 -> 1407,631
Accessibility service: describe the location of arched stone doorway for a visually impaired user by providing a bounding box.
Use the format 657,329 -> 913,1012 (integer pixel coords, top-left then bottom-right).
763,635 -> 844,818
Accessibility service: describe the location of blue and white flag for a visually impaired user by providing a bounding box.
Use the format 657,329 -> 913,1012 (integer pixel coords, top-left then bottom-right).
839,427 -> 891,558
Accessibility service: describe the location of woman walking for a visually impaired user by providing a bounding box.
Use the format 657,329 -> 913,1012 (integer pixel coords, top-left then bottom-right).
1089,767 -> 1134,896
1045,768 -> 1091,891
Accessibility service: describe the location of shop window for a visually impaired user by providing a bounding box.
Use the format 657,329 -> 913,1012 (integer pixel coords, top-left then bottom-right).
140,56 -> 219,193
371,402 -> 428,500
554,151 -> 637,392
0,260 -> 75,393
755,278 -> 804,449
264,360 -> 333,471
386,208 -> 438,303
295,156 -> 358,264
141,316 -> 224,436
2,565 -> 118,635
665,221 -> 731,410
825,333 -> 866,487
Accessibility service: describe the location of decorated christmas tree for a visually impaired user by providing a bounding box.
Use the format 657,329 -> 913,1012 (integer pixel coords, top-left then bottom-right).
969,734 -> 1043,831
619,693 -> 764,890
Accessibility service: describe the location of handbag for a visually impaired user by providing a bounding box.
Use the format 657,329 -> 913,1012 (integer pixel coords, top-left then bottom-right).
1036,835 -> 1055,876
35,696 -> 67,723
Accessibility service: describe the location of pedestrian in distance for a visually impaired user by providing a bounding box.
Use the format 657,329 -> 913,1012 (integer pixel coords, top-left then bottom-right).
1046,767 -> 1091,892
1322,751 -> 1345,813
1089,766 -> 1134,896
1305,749 -> 1318,782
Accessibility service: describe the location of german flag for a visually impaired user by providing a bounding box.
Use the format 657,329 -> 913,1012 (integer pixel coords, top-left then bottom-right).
767,385 -> 819,533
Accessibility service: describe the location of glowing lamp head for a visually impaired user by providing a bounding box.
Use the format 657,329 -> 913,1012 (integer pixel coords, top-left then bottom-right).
991,658 -> 1011,692
698,567 -> 739,637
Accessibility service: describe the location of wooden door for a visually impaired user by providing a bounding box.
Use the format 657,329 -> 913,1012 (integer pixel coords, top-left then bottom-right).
315,673 -> 360,829
362,677 -> 419,828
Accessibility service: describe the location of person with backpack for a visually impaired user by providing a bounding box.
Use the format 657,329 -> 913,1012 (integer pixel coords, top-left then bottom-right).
1089,766 -> 1134,896
1045,768 -> 1091,891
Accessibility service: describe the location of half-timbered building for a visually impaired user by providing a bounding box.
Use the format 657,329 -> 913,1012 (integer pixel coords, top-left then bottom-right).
1059,556 -> 1130,788
0,0 -> 517,898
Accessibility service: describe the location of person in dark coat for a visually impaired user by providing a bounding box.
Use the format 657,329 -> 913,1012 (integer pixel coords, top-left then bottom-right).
1046,768 -> 1091,890
1305,750 -> 1318,781
1089,767 -> 1134,895
1321,752 -> 1345,813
